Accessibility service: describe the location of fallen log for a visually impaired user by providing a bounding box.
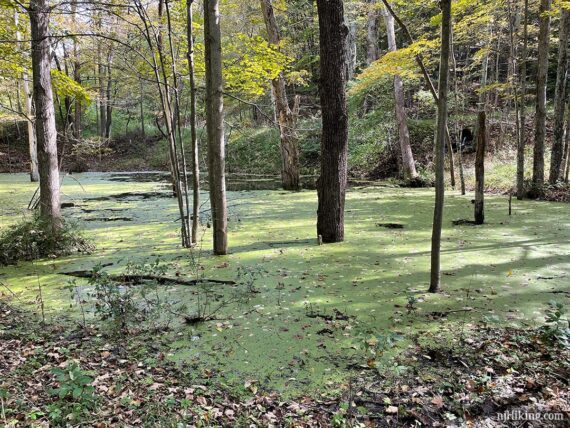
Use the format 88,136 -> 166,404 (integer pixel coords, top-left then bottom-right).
60,271 -> 235,286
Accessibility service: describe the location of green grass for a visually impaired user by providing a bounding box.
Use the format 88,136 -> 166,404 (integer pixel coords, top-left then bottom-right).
1,172 -> 568,398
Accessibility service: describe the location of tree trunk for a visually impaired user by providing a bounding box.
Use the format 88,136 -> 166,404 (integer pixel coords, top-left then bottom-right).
72,0 -> 81,141
29,0 -> 62,231
429,0 -> 451,293
315,0 -> 349,244
517,0 -> 528,199
474,111 -> 486,225
260,0 -> 301,191
365,0 -> 380,65
548,7 -> 570,184
105,50 -> 113,139
204,0 -> 228,255
15,9 -> 39,182
187,0 -> 200,243
381,7 -> 417,180
139,78 -> 145,138
532,0 -> 551,191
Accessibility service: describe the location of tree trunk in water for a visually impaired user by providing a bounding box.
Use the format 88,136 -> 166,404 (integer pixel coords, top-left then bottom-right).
204,0 -> 228,255
260,0 -> 300,191
429,0 -> 451,293
381,7 -> 417,180
29,0 -> 62,231
365,0 -> 380,65
187,0 -> 200,243
15,9 -> 39,182
549,7 -> 569,184
532,0 -> 551,191
315,0 -> 349,244
474,111 -> 486,225
517,0 -> 528,199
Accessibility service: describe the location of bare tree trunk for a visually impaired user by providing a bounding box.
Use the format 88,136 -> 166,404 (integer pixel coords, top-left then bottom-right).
187,0 -> 200,243
29,0 -> 62,231
365,0 -> 380,65
517,0 -> 528,199
105,50 -> 113,139
72,0 -> 81,141
204,0 -> 228,255
381,7 -> 417,180
549,7 -> 569,184
451,27 -> 466,195
15,9 -> 39,182
532,0 -> 551,192
381,0 -> 454,188
259,0 -> 301,191
474,111 -> 486,225
139,78 -> 145,138
564,111 -> 570,183
316,0 -> 348,244
429,0 -> 451,293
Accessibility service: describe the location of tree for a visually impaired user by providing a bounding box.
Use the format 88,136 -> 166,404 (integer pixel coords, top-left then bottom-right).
204,0 -> 228,255
186,0 -> 200,244
29,0 -> 62,231
517,0 -> 528,200
429,0 -> 451,293
380,6 -> 417,181
474,111 -> 486,225
15,7 -> 39,182
532,0 -> 552,192
259,0 -> 301,191
549,6 -> 570,184
365,0 -> 380,65
316,0 -> 349,243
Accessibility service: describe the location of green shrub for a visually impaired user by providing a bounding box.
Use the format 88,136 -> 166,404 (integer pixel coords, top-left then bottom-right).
0,215 -> 93,266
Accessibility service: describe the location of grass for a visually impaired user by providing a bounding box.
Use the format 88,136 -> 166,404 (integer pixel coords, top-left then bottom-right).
0,172 -> 568,398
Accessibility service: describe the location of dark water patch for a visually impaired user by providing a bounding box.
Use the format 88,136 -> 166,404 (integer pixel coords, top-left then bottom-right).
85,191 -> 173,202
452,219 -> 478,226
61,202 -> 76,209
82,208 -> 127,213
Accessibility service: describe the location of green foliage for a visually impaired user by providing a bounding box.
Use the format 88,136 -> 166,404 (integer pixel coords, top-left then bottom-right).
48,362 -> 96,424
0,215 -> 92,266
540,301 -> 569,348
51,69 -> 91,105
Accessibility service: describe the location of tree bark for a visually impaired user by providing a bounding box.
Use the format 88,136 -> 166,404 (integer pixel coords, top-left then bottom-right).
15,9 -> 39,182
365,0 -> 380,65
429,0 -> 451,293
105,49 -> 113,139
187,0 -> 200,243
381,7 -> 417,180
72,0 -> 81,141
548,7 -> 570,184
517,0 -> 528,199
259,0 -> 301,191
315,0 -> 349,244
204,0 -> 228,255
29,0 -> 62,231
532,0 -> 551,191
474,111 -> 486,225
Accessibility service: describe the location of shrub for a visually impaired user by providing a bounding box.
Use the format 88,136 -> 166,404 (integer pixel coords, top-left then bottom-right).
0,215 -> 93,266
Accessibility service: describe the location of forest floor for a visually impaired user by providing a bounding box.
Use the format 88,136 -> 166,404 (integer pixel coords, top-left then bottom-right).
1,172 -> 569,426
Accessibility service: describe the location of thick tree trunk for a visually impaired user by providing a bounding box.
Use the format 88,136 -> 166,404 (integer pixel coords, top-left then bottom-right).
517,0 -> 528,199
549,7 -> 570,184
365,0 -> 380,65
315,0 -> 349,244
204,0 -> 228,255
187,0 -> 200,243
260,0 -> 301,191
474,111 -> 486,225
532,0 -> 551,191
29,0 -> 62,231
429,0 -> 451,293
381,7 -> 417,180
15,10 -> 39,182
